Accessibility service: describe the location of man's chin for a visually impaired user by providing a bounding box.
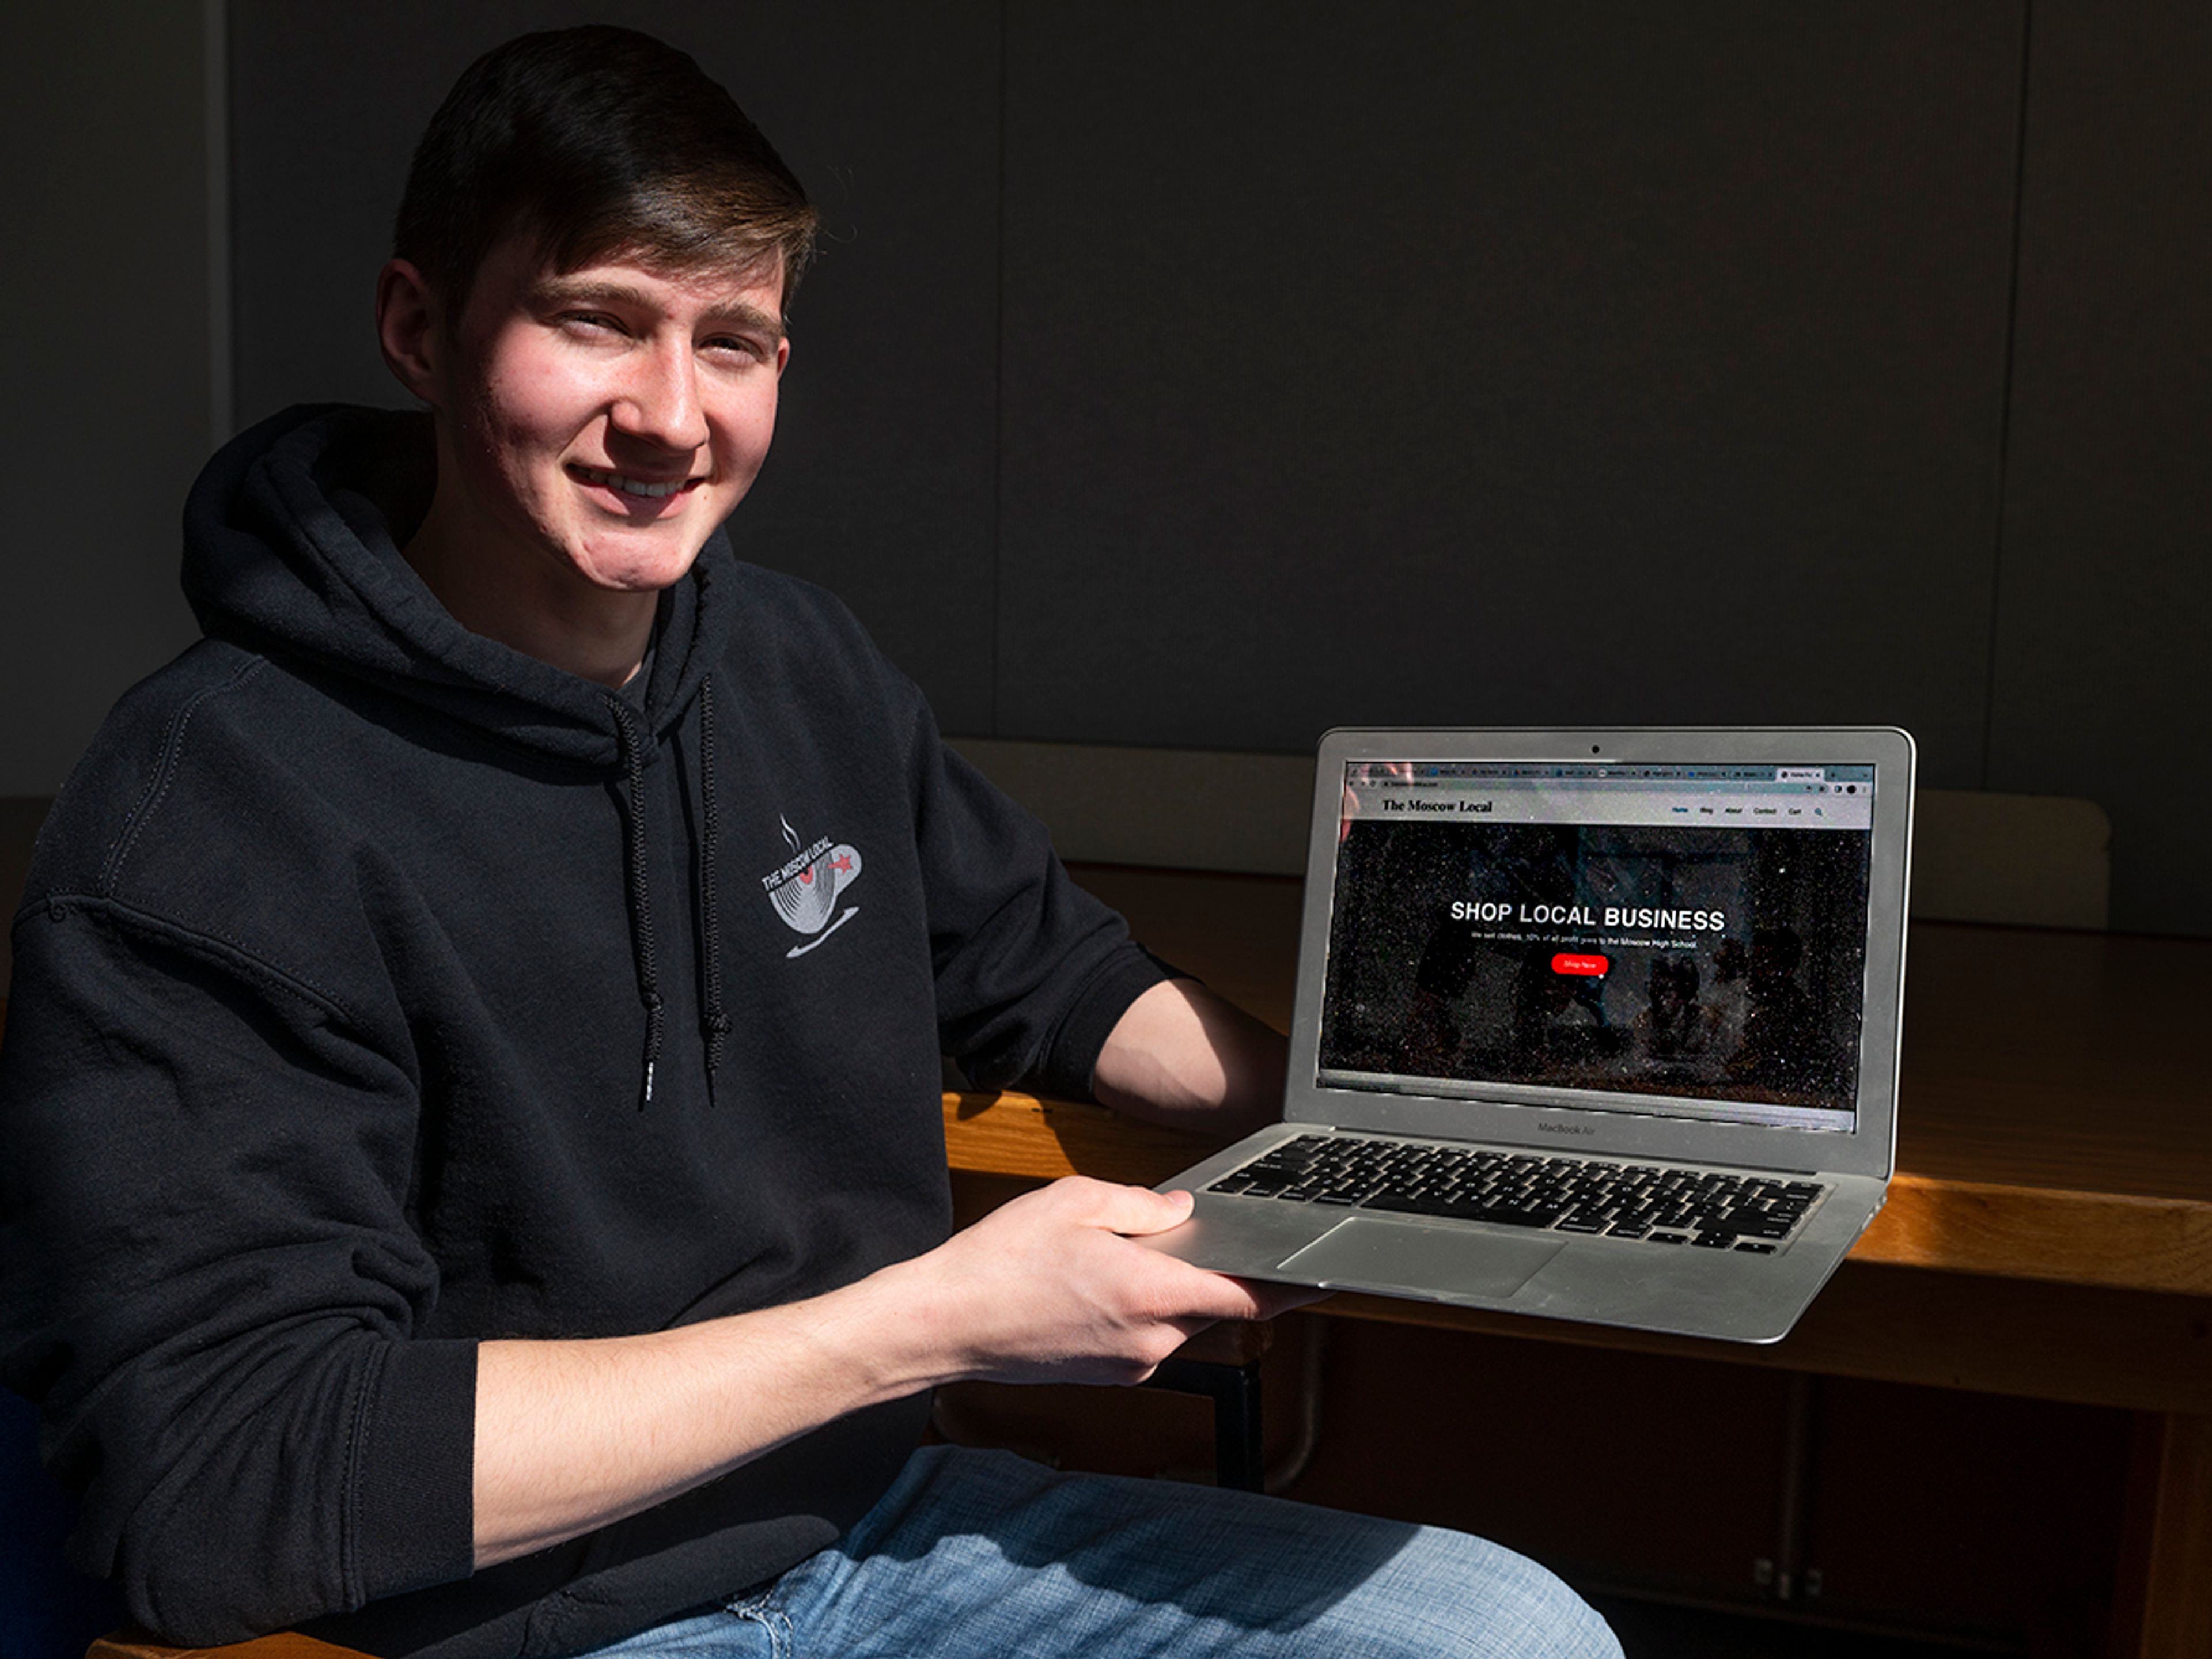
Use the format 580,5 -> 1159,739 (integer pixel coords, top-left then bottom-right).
571,533 -> 713,594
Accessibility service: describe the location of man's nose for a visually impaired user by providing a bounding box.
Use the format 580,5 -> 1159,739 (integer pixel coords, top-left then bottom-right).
612,337 -> 709,452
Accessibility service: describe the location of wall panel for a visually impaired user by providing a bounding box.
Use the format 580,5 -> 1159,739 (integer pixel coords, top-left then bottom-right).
0,2 -> 207,793
1990,0 -> 2212,935
995,3 -> 2023,787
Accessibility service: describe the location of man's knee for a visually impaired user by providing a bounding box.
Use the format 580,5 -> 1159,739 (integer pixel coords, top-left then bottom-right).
1359,1526 -> 1622,1659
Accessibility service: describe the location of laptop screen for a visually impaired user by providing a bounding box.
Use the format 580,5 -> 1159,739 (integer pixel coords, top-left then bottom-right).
1316,760 -> 1876,1133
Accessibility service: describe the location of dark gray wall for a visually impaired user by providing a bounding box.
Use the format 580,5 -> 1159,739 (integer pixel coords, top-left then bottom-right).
0,1 -> 207,791
1986,0 -> 2212,939
996,3 -> 2019,768
11,3 -> 2208,934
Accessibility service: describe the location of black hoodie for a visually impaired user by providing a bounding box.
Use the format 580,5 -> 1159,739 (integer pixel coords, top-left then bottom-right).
0,407 -> 1166,1658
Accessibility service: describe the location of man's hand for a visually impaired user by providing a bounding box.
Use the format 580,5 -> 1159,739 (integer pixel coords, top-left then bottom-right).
871,1177 -> 1315,1389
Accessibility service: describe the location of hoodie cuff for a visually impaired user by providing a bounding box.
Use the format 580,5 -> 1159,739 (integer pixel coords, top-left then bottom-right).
1032,944 -> 1186,1104
350,1338 -> 479,1604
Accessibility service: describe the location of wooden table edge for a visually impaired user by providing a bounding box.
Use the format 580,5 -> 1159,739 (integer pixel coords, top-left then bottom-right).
942,1091 -> 2212,1298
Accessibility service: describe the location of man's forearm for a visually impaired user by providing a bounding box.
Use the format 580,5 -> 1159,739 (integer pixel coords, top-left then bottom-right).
472,1274 -> 925,1566
471,1177 -> 1297,1567
1090,979 -> 1287,1141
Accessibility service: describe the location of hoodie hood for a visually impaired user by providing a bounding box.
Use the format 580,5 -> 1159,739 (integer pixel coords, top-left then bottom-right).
180,403 -> 744,1105
181,403 -> 740,768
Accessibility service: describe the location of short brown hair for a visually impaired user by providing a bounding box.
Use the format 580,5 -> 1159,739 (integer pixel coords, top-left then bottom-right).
393,26 -> 819,318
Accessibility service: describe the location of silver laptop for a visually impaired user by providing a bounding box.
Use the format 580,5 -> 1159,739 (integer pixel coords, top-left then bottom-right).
1142,726 -> 1914,1344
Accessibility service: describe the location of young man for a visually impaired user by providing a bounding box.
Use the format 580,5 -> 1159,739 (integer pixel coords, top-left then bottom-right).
0,27 -> 1618,1659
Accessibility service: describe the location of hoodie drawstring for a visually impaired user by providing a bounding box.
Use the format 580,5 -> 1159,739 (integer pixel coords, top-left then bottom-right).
609,699 -> 666,1108
697,676 -> 730,1101
608,682 -> 729,1109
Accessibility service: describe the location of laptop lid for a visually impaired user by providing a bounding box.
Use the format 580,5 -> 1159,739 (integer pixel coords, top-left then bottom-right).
1285,728 -> 1914,1181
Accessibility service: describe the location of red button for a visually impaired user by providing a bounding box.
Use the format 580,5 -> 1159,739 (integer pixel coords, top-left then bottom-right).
1552,953 -> 1609,976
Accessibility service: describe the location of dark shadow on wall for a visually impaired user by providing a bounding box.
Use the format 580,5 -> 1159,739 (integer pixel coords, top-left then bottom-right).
1,798 -> 54,1000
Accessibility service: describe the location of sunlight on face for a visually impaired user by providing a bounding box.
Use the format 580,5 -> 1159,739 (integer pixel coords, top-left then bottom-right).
440,236 -> 791,597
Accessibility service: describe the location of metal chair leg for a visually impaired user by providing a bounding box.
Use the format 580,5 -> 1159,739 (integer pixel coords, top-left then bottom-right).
1143,1357 -> 1265,1491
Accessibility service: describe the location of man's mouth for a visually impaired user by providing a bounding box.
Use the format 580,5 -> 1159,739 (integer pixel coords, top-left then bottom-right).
570,464 -> 700,500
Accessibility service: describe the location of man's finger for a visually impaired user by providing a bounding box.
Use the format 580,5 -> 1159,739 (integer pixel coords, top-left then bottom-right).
1132,1260 -> 1311,1327
1150,1266 -> 1334,1326
1235,1278 -> 1335,1319
1072,1180 -> 1194,1238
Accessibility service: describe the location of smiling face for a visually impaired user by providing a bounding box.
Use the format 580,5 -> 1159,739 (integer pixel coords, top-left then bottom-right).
377,233 -> 791,679
449,234 -> 789,590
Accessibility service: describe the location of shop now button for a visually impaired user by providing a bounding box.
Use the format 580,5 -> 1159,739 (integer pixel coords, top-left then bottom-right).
1551,953 -> 1609,977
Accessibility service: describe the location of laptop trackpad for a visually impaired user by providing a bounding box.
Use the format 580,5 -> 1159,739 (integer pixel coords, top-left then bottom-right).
1278,1217 -> 1565,1300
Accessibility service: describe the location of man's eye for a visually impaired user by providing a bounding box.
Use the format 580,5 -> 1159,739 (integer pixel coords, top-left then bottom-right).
706,335 -> 768,361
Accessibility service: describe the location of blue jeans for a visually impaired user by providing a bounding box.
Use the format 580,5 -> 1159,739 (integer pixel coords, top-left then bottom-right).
579,1445 -> 1621,1658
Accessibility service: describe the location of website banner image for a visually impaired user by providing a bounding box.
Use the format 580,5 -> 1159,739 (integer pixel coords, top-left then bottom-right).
1317,764 -> 1873,1131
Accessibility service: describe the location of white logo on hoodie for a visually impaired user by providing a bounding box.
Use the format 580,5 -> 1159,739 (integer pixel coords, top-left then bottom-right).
759,815 -> 862,958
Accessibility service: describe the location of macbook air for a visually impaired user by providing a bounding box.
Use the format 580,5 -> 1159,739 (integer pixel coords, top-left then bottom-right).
1141,726 -> 1914,1344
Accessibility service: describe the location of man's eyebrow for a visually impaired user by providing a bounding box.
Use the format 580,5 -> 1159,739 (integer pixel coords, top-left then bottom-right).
533,276 -> 787,340
698,300 -> 787,340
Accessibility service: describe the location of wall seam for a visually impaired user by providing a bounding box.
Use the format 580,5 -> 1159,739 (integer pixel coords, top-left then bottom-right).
1980,0 -> 2036,792
204,0 -> 233,448
988,0 -> 1010,738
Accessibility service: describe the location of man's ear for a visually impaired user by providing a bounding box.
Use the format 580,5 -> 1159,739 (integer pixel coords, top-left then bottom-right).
376,258 -> 447,407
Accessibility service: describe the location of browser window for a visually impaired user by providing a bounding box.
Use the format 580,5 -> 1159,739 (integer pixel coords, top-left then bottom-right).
1316,761 -> 1876,1132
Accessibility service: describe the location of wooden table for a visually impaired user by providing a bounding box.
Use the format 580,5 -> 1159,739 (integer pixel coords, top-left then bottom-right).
943,866 -> 2212,1658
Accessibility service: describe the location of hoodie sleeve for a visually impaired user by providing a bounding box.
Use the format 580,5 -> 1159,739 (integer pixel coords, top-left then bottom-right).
0,900 -> 476,1643
901,699 -> 1173,1101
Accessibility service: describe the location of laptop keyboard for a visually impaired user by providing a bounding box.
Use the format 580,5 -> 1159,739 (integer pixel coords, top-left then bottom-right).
1205,1134 -> 1827,1254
